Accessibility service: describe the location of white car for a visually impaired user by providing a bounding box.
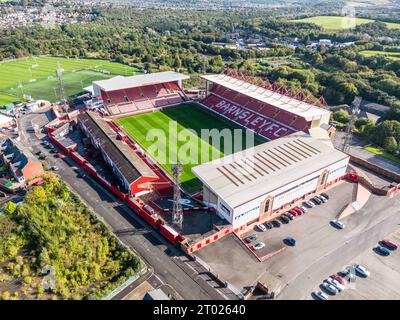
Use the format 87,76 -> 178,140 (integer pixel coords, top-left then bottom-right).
353,264 -> 370,277
252,242 -> 265,251
331,219 -> 345,229
304,200 -> 315,208
317,195 -> 328,203
256,223 -> 267,232
312,291 -> 328,300
322,282 -> 339,295
299,205 -> 308,213
326,278 -> 345,292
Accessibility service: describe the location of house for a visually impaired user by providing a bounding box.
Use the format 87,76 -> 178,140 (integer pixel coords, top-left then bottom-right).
0,138 -> 44,184
0,113 -> 15,128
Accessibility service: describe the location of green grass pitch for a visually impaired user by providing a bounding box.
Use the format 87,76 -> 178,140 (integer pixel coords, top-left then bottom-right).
116,103 -> 265,192
291,16 -> 400,30
0,56 -> 141,105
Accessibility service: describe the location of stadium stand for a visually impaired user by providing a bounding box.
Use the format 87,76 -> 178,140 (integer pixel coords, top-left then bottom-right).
92,71 -> 190,116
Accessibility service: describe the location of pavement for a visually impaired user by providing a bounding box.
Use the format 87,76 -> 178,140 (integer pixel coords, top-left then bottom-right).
17,110 -> 239,301
196,179 -> 400,299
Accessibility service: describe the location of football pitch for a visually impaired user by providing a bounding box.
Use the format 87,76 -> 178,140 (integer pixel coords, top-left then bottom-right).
116,103 -> 265,192
0,56 -> 141,105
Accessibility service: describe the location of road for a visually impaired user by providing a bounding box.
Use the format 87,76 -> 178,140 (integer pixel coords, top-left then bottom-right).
17,110 -> 238,300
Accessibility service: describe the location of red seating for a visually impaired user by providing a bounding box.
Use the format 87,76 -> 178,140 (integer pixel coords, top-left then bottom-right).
201,94 -> 296,141
126,87 -> 142,101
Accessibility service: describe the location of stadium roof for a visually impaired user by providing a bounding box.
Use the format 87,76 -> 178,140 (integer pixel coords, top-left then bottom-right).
192,132 -> 348,209
93,71 -> 190,92
201,73 -> 330,121
78,112 -> 157,183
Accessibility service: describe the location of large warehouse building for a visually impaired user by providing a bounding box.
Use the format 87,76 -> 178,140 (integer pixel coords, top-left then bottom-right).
192,132 -> 349,227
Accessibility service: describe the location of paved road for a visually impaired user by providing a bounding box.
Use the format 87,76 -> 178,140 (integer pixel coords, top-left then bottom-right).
18,110 -> 238,300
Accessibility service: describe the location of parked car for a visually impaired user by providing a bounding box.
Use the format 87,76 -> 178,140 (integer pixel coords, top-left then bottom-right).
264,222 -> 273,230
352,264 -> 370,277
312,197 -> 322,205
380,239 -> 398,251
299,206 -> 308,214
321,282 -> 339,295
78,171 -> 87,178
272,220 -> 281,228
304,200 -> 315,208
317,195 -> 328,203
284,212 -> 294,220
293,207 -> 303,215
284,237 -> 296,246
375,245 -> 391,256
330,274 -> 346,285
330,219 -> 345,229
321,193 -> 330,200
252,242 -> 265,251
289,209 -> 300,216
279,215 -> 290,224
49,149 -> 57,154
244,234 -> 257,244
39,155 -> 46,160
340,268 -> 356,282
51,166 -> 59,171
256,223 -> 267,232
325,278 -> 345,292
312,291 -> 328,300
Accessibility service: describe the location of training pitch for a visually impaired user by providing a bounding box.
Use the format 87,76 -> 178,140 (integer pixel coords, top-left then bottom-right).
0,56 -> 141,105
116,103 -> 265,192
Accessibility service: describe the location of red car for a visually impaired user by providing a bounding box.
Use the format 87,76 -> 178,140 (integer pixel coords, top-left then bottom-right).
381,239 -> 398,250
289,209 -> 300,216
293,207 -> 303,216
330,274 -> 345,285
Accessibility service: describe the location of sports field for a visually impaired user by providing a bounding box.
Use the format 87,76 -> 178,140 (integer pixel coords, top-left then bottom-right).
0,56 -> 141,105
291,16 -> 400,30
359,50 -> 400,60
116,103 -> 265,192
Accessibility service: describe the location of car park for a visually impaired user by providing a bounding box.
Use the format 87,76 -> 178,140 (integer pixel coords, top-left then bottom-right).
304,200 -> 315,208
375,245 -> 391,256
380,239 -> 398,251
321,282 -> 339,295
352,264 -> 370,277
272,220 -> 281,228
330,219 -> 345,229
252,242 -> 265,251
312,291 -> 328,300
256,223 -> 267,232
245,234 -> 257,244
325,277 -> 345,292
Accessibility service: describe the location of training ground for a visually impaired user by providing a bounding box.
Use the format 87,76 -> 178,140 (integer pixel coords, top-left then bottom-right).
116,103 -> 264,192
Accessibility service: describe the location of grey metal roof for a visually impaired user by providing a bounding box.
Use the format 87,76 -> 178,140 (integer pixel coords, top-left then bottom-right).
192,132 -> 349,208
78,112 -> 157,184
93,71 -> 189,92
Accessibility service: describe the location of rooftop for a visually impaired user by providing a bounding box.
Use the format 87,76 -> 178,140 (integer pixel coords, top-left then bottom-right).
201,73 -> 330,121
93,71 -> 190,92
78,112 -> 157,183
192,132 -> 349,209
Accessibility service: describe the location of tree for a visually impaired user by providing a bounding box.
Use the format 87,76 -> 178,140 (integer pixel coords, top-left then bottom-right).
332,110 -> 350,124
4,201 -> 17,216
383,136 -> 398,153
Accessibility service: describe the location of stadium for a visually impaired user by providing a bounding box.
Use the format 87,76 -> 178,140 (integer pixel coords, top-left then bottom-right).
55,69 -> 349,252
